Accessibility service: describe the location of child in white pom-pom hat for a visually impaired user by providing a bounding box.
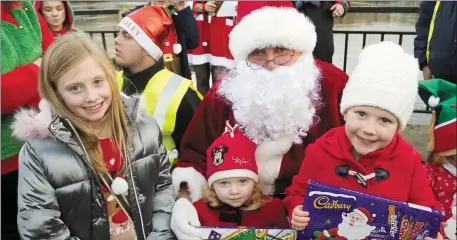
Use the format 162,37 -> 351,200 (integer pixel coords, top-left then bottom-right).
283,41 -> 443,239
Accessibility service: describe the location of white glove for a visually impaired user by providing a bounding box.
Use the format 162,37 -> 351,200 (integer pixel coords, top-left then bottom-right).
255,133 -> 297,160
171,198 -> 203,240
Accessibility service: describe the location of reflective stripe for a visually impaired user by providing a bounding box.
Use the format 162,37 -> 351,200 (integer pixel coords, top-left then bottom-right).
153,74 -> 182,129
426,1 -> 441,62
116,69 -> 203,166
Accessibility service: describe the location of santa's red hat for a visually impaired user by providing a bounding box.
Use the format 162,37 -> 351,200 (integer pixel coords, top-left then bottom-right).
353,207 -> 376,222
206,122 -> 258,186
229,1 -> 316,63
118,6 -> 181,60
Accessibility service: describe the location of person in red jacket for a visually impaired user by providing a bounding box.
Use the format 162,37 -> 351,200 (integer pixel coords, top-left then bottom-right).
1,1 -> 54,239
34,1 -> 79,38
417,79 -> 456,240
190,122 -> 289,230
170,1 -> 348,239
283,41 -> 442,240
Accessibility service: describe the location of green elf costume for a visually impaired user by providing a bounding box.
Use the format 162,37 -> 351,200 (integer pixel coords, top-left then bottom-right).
1,1 -> 54,238
418,79 -> 456,240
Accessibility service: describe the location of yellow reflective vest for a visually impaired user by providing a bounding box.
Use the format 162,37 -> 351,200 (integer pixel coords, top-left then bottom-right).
116,69 -> 202,165
426,1 -> 441,62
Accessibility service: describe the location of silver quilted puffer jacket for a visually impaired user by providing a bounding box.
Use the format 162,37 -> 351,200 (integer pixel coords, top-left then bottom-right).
12,95 -> 176,240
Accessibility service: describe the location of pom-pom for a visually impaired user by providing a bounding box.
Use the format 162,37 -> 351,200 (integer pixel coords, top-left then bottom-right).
111,176 -> 128,195
428,95 -> 440,108
173,43 -> 182,54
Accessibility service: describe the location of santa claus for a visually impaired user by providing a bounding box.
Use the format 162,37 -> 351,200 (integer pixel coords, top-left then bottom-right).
318,208 -> 376,240
170,1 -> 348,239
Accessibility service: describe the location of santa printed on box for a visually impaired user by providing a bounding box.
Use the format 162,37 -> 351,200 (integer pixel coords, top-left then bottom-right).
318,207 -> 376,240
170,1 -> 348,239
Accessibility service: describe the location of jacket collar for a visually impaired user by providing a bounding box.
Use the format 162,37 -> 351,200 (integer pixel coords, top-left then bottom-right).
122,58 -> 165,95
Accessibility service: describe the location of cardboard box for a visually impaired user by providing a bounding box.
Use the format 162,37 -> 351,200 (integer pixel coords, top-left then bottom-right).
299,180 -> 443,240
196,226 -> 297,240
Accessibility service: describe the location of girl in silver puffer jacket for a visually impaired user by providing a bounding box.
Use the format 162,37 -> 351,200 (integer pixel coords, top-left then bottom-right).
13,34 -> 176,240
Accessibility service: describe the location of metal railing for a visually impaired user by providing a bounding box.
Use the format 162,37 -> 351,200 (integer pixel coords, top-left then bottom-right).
87,29 -> 431,114
74,6 -> 420,16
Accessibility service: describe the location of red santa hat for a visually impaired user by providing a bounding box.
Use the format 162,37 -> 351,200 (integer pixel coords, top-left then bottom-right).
229,1 -> 316,62
206,122 -> 258,186
118,6 -> 181,61
353,207 -> 376,222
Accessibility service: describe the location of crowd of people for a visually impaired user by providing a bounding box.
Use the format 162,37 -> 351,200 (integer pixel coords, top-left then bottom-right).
1,1 -> 456,240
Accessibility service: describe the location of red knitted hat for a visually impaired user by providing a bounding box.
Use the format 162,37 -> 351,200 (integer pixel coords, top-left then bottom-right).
206,122 -> 258,186
118,6 -> 181,60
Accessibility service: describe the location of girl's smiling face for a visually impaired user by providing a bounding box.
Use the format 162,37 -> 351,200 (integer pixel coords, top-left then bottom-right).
344,106 -> 399,157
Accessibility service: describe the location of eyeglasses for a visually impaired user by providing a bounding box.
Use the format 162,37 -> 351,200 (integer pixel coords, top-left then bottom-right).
246,51 -> 295,70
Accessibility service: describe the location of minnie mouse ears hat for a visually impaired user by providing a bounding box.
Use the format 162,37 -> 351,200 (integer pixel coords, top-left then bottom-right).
206,122 -> 258,186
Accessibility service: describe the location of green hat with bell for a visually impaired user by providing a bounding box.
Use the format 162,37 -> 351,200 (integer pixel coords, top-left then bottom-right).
418,79 -> 456,156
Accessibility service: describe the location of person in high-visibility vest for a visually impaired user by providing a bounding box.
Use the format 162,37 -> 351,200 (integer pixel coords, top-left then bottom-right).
115,6 -> 202,165
414,1 -> 457,84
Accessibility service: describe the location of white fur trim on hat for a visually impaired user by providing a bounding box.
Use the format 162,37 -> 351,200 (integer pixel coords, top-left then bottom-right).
118,17 -> 163,60
229,7 -> 316,63
208,169 -> 259,186
340,41 -> 419,130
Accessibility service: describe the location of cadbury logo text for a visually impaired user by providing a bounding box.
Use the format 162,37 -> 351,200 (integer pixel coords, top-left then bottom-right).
313,196 -> 351,211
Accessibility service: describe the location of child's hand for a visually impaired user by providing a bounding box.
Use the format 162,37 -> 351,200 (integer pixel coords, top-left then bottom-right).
291,205 -> 310,231
424,222 -> 447,240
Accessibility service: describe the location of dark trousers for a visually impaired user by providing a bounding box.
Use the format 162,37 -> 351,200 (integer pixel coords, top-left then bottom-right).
298,3 -> 335,63
194,63 -> 230,96
2,170 -> 20,240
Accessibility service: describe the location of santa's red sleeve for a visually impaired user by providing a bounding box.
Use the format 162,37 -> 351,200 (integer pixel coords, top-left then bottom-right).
172,81 -> 230,202
283,143 -> 321,218
408,153 -> 441,210
1,11 -> 54,115
311,59 -> 348,136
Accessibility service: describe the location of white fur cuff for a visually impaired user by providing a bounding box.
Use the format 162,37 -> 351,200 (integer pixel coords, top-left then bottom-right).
172,167 -> 208,203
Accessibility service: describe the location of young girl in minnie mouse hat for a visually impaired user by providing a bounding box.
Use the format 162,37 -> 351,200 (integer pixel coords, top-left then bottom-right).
192,121 -> 290,228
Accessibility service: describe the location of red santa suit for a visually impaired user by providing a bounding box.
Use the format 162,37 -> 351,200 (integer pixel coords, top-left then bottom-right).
194,197 -> 289,228
208,14 -> 235,69
187,1 -> 210,66
172,1 -> 348,203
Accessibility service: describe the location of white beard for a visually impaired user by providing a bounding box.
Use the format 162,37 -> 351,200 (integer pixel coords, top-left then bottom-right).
217,54 -> 321,144
337,216 -> 375,240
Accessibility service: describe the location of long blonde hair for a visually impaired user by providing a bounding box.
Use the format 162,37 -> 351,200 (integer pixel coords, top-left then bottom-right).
202,182 -> 270,211
39,34 -> 130,174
